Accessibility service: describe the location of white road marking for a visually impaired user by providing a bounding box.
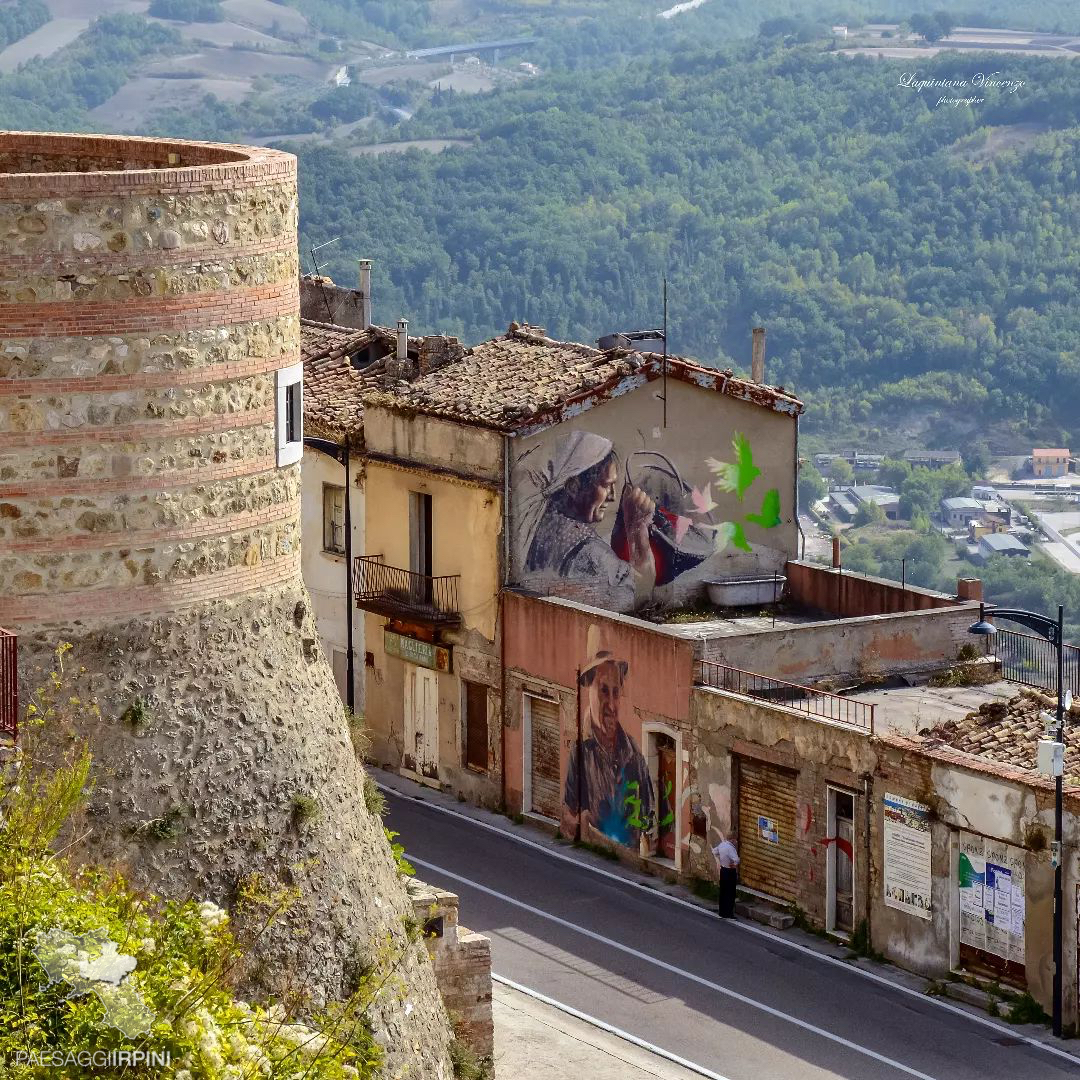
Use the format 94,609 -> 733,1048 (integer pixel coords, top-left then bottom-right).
410,854 -> 940,1080
494,972 -> 734,1080
385,784 -> 1080,1068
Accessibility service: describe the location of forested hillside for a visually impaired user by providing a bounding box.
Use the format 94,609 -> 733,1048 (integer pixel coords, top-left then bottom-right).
293,46 -> 1080,446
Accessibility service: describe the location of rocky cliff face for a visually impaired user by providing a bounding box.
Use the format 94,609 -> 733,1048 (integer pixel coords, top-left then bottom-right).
20,583 -> 454,1077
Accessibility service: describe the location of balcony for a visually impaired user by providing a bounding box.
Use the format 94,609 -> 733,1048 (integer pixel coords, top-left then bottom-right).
354,555 -> 462,628
0,627 -> 16,742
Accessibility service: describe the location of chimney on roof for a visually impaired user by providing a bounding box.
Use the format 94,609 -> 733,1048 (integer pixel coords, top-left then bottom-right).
358,259 -> 373,329
397,318 -> 409,362
751,327 -> 766,384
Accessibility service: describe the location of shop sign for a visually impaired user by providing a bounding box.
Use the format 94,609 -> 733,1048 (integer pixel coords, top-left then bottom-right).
385,630 -> 451,673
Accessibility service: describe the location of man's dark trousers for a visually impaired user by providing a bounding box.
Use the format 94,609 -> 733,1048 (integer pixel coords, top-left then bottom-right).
718,866 -> 738,918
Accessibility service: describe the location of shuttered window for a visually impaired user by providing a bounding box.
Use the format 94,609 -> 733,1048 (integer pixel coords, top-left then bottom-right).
737,758 -> 797,901
464,680 -> 488,772
528,696 -> 561,821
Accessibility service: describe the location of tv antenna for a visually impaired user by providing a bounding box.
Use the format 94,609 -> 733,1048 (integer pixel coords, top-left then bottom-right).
309,237 -> 340,322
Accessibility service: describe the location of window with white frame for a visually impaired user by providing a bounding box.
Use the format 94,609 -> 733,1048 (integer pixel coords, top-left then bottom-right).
276,362 -> 303,466
323,484 -> 346,555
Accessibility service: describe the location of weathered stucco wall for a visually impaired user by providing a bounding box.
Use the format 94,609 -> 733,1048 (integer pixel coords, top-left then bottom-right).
508,377 -> 798,614
364,404 -> 504,481
362,455 -> 503,803
504,593 -> 695,866
691,687 -> 875,927
691,678 -> 1078,1024
300,445 -> 364,708
2,132 -> 454,1075
786,560 -> 962,617
695,604 -> 982,684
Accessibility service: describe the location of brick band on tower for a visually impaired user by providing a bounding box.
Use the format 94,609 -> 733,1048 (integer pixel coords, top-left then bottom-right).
0,131 -> 301,626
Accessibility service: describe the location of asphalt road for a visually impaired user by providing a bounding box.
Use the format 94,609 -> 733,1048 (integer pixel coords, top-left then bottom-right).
386,788 -> 1080,1080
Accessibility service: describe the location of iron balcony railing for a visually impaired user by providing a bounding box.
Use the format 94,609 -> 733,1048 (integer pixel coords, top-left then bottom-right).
996,628 -> 1080,699
694,659 -> 875,732
0,627 -> 16,742
353,555 -> 462,627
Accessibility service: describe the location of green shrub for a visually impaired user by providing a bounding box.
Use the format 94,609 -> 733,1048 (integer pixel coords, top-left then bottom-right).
385,828 -> 414,877
363,773 -> 387,818
0,748 -> 381,1078
1006,991 -> 1050,1026
290,793 -> 320,827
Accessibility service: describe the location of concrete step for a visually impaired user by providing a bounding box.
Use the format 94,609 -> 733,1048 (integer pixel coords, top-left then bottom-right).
734,900 -> 795,929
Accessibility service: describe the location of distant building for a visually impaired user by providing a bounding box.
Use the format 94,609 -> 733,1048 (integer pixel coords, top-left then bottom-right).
814,450 -> 883,471
976,533 -> 1029,562
1033,448 -> 1071,478
850,485 -> 900,520
902,449 -> 962,468
940,497 -> 983,528
829,490 -> 858,522
831,25 -> 849,37
333,65 -> 351,87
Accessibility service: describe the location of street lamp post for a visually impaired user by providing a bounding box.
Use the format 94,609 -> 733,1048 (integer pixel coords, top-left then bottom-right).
969,602 -> 1066,1037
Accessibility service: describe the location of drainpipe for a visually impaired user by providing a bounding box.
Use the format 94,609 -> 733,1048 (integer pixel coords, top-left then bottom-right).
343,433 -> 355,714
863,772 -> 873,947
575,666 -> 583,843
500,435 -> 510,812
795,413 -> 806,561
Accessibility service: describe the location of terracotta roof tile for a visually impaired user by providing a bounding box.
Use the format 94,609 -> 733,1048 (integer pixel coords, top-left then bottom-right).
928,688 -> 1080,784
301,319 -> 398,441
362,324 -> 803,431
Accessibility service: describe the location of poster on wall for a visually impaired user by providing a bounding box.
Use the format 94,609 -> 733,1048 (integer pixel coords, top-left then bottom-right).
958,832 -> 985,948
758,815 -> 779,844
883,793 -> 933,920
958,831 -> 1025,965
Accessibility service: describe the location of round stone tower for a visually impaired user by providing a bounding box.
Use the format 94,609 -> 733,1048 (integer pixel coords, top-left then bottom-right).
0,131 -> 452,1074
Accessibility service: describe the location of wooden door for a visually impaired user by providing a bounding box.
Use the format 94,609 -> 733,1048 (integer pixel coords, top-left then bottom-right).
404,665 -> 439,781
834,811 -> 855,934
528,696 -> 561,821
657,737 -> 677,860
737,758 -> 797,901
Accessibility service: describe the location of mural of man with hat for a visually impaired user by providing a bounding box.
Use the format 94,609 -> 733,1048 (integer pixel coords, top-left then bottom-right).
561,626 -> 653,848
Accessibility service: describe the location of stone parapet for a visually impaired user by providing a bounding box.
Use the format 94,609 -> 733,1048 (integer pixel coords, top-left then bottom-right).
409,878 -> 495,1061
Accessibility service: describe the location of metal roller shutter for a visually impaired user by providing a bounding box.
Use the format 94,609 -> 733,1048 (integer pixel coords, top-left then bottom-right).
738,758 -> 797,901
529,697 -> 561,821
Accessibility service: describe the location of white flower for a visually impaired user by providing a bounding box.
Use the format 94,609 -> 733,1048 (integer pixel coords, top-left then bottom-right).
197,900 -> 228,929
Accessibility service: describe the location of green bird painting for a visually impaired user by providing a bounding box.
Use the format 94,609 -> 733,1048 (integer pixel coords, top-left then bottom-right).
744,488 -> 781,530
707,433 -> 761,501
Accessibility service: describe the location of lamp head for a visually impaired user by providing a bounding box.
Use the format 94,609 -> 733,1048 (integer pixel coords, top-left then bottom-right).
968,619 -> 998,637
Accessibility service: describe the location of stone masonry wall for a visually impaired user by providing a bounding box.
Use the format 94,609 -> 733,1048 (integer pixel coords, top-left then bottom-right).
409,879 -> 494,1060
2,133 -> 455,1075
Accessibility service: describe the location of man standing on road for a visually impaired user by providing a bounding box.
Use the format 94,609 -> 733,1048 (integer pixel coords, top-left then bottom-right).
713,832 -> 740,919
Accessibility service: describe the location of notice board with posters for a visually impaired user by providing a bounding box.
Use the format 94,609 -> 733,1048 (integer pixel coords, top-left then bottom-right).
883,793 -> 933,920
958,831 -> 1025,967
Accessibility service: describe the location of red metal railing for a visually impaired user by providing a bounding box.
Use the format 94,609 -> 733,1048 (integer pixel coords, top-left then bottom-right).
0,627 -> 16,742
354,555 -> 461,626
694,659 -> 875,732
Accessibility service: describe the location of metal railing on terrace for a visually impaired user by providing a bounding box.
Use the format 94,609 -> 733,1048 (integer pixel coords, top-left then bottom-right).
0,628 -> 16,742
694,659 -> 875,733
353,555 -> 462,627
996,628 -> 1080,699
